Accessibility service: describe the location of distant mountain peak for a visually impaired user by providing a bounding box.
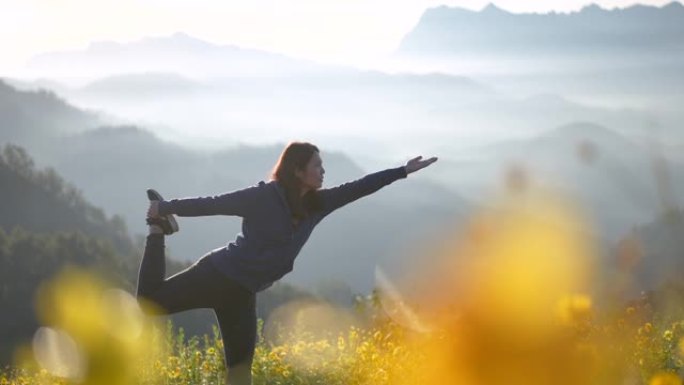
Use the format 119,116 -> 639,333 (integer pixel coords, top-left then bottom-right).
170,31 -> 198,41
80,32 -> 225,56
579,3 -> 604,13
577,1 -> 684,13
26,32 -> 324,79
482,3 -> 508,13
421,1 -> 682,17
398,1 -> 684,56
87,40 -> 122,52
144,32 -> 216,48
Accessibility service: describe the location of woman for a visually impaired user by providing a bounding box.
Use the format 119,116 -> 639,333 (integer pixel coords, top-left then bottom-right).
137,142 -> 437,384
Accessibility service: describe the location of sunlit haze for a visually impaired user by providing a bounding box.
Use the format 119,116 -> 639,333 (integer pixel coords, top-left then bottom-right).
1,0 -> 682,278
3,2 -> 684,379
0,0 -> 675,73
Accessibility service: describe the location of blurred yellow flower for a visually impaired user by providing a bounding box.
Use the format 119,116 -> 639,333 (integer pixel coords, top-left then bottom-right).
167,366 -> 181,379
337,336 -> 346,351
645,323 -> 654,334
556,294 -> 593,325
388,187 -> 600,385
664,330 -> 674,341
650,372 -> 682,385
28,267 -> 162,385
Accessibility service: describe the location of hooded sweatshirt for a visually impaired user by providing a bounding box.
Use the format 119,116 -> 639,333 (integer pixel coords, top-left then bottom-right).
158,166 -> 407,292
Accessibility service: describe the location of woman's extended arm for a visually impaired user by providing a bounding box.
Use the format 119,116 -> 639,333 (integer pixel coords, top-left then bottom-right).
154,183 -> 263,218
318,156 -> 437,216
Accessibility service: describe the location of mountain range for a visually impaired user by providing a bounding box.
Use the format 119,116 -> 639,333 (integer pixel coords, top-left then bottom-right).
18,2 -> 684,81
4,76 -> 682,293
8,1 -> 681,153
24,32 -> 330,80
397,2 -> 684,57
3,1 -> 684,294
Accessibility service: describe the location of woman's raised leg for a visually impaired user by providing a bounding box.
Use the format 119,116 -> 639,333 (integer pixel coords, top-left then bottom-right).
136,232 -> 166,301
136,231 -> 218,313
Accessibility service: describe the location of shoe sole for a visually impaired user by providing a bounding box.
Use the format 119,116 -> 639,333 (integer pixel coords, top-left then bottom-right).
146,188 -> 179,233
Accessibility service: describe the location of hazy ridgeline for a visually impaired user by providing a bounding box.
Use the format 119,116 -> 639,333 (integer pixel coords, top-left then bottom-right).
2,0 -> 684,376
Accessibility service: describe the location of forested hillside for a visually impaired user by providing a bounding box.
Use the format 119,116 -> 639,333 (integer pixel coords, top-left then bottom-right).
0,144 -> 134,253
0,144 -> 141,363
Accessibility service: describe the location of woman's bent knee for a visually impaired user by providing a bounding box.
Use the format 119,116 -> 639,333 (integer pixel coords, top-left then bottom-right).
136,291 -> 169,315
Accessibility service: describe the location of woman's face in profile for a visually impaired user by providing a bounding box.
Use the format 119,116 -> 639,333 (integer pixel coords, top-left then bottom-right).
297,151 -> 325,191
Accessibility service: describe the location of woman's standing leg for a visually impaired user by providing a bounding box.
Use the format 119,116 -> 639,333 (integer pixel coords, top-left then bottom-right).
136,225 -> 257,384
215,284 -> 257,385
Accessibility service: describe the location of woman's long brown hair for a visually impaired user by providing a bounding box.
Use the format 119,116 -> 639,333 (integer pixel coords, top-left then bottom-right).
271,142 -> 323,220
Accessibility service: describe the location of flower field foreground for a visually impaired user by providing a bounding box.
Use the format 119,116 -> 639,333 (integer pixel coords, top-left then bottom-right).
3,187 -> 684,385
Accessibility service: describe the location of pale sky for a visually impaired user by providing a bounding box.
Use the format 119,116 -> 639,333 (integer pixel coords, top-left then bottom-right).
0,0 -> 676,73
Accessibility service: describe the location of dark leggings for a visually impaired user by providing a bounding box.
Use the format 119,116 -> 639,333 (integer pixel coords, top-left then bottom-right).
136,234 -> 256,385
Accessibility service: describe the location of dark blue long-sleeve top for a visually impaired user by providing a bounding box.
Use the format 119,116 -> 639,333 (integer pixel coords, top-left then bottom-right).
158,166 -> 408,292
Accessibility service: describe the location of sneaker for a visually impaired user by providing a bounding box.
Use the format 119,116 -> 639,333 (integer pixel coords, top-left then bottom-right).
146,188 -> 179,235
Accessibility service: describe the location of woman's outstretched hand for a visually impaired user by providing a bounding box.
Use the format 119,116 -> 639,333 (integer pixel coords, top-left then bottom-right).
404,156 -> 438,175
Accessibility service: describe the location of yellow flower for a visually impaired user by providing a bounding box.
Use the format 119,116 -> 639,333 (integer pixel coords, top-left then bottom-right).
644,323 -> 653,334
337,336 -> 346,351
31,268 -> 161,385
167,356 -> 180,368
392,347 -> 403,357
556,294 -> 593,325
349,328 -> 359,342
649,372 -> 682,385
201,361 -> 213,374
167,366 -> 181,379
664,330 -> 674,341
